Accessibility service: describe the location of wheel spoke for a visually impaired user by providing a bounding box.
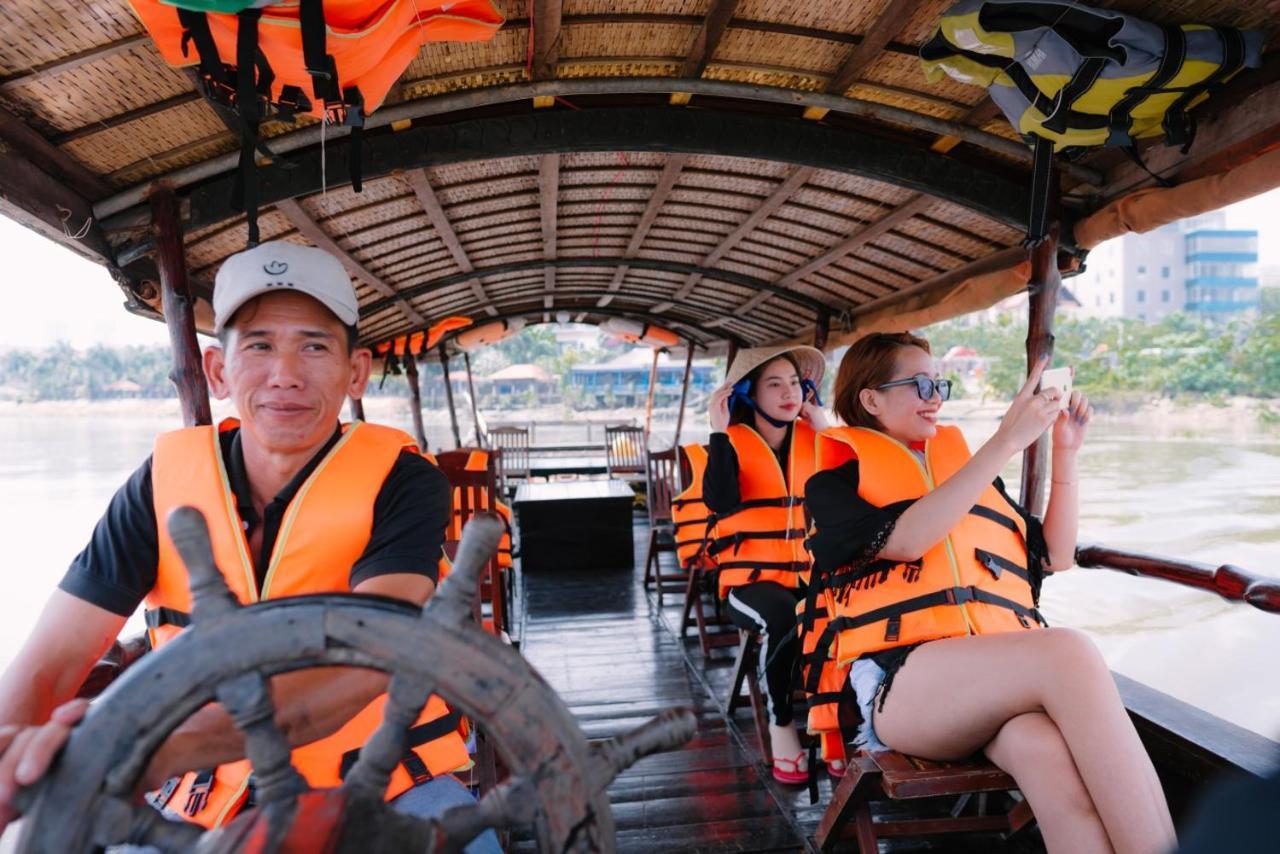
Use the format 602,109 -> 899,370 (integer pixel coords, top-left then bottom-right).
340,672 -> 432,796
215,671 -> 308,805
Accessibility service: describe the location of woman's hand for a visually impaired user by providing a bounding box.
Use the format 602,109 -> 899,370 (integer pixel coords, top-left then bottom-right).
801,399 -> 830,431
1052,389 -> 1093,453
992,357 -> 1063,456
709,386 -> 732,433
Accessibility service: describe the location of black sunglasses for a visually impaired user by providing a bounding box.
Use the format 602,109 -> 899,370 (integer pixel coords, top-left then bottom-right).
875,374 -> 952,402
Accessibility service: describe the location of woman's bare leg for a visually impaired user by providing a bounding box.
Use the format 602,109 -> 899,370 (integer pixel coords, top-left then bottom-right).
872,628 -> 1174,854
985,712 -> 1112,854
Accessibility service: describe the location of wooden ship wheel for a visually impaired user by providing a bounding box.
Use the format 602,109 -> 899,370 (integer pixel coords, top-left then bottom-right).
14,510 -> 696,853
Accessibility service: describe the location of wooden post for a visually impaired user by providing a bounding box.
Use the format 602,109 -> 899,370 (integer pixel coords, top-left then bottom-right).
643,347 -> 661,450
464,351 -> 483,447
403,353 -> 428,451
672,342 -> 695,449
1020,224 -> 1061,517
814,309 -> 830,351
349,396 -> 365,422
150,185 -> 211,427
439,346 -> 463,449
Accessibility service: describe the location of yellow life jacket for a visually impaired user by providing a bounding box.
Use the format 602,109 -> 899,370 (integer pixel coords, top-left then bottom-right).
147,419 -> 471,828
816,425 -> 1043,668
709,420 -> 816,598
670,444 -> 715,569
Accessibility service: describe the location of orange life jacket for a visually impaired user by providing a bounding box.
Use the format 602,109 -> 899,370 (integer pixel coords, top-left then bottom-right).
670,444 -> 715,569
816,425 -> 1043,668
147,419 -> 471,828
795,588 -> 849,765
440,449 -> 513,572
710,420 -> 817,598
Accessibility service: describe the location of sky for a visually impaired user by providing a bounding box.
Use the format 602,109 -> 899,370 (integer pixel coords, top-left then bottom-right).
0,187 -> 1277,350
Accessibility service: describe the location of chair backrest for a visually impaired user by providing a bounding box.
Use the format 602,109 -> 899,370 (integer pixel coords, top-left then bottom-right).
435,449 -> 499,540
488,426 -> 531,479
605,425 -> 646,477
677,445 -> 695,491
646,448 -> 679,526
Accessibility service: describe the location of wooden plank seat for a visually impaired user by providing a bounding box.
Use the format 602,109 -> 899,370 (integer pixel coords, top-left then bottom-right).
816,749 -> 1034,852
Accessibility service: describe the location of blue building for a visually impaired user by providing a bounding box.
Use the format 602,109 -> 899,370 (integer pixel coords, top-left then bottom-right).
569,349 -> 719,408
1183,229 -> 1260,315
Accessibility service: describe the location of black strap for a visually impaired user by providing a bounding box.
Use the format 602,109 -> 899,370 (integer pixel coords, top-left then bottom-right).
1107,25 -> 1186,147
1041,56 -> 1109,135
806,691 -> 844,707
145,606 -> 192,629
176,9 -> 228,95
707,528 -> 807,556
974,548 -> 1031,583
344,86 -> 365,193
1023,134 -> 1055,248
968,504 -> 1023,538
715,559 -> 808,573
300,0 -> 340,104
338,710 -> 463,781
1163,27 -> 1246,154
827,585 -> 1045,637
232,9 -> 263,246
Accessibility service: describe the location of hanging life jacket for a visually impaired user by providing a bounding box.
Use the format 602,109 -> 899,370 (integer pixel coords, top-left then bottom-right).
671,443 -> 717,570
129,0 -> 504,244
814,425 -> 1044,669
145,419 -> 472,828
920,0 -> 1267,245
709,420 -> 817,598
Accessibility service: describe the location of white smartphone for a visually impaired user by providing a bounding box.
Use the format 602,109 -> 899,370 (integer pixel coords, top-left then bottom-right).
1039,366 -> 1073,411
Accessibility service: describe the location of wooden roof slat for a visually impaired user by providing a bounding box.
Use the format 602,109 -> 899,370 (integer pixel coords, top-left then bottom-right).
679,0 -> 742,79
52,92 -> 203,145
404,168 -> 497,316
830,0 -> 927,95
654,165 -> 814,313
274,198 -> 426,327
0,106 -> 108,201
532,0 -> 563,81
598,154 -> 688,308
779,194 -> 935,288
539,154 -> 559,299
931,98 -> 1004,154
0,34 -> 150,92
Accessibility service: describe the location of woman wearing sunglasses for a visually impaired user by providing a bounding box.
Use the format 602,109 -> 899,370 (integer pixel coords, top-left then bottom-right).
804,332 -> 1173,854
704,345 -> 830,784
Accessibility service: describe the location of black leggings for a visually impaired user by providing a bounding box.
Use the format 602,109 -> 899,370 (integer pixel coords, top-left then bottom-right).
723,581 -> 802,727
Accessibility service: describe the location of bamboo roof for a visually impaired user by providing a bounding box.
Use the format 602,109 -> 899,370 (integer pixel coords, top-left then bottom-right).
0,0 -> 1276,352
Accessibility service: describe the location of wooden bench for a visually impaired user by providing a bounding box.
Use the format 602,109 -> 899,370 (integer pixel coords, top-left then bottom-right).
816,749 -> 1034,851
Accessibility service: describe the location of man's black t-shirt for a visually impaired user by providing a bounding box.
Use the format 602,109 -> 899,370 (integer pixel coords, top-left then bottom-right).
59,424 -> 450,617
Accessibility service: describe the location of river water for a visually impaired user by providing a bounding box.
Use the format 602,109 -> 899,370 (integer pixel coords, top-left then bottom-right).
0,409 -> 1277,742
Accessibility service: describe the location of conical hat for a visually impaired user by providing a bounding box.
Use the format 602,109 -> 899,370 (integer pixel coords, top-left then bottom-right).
721,344 -> 825,391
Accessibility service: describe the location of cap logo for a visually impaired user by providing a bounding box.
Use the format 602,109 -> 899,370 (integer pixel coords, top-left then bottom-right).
264,260 -> 289,275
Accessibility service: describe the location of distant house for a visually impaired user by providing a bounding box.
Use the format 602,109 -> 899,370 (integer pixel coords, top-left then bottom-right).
102,379 -> 143,398
479,363 -> 558,406
569,349 -> 718,408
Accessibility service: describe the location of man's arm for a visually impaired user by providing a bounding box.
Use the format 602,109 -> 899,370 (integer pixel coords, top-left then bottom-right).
0,591 -> 128,827
141,573 -> 435,789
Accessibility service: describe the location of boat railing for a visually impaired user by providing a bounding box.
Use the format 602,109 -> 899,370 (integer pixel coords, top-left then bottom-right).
1076,544 -> 1280,614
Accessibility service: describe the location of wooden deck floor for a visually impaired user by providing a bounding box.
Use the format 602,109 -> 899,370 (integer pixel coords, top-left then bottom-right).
511,512 -> 1037,852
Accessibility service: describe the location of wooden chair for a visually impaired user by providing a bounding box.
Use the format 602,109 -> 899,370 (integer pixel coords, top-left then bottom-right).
642,448 -> 688,606
816,751 -> 1035,852
605,425 -> 646,483
436,452 -> 509,637
489,426 -> 531,495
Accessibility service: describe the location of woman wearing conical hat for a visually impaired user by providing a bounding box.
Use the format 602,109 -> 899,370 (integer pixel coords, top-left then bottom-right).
704,344 -> 829,784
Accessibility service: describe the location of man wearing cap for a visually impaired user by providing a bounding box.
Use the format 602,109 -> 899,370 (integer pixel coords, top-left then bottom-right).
0,242 -> 499,851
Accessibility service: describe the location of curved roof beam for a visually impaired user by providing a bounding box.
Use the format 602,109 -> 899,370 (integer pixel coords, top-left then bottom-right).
94,81 -> 1102,221
357,256 -> 829,320
177,107 -> 1039,244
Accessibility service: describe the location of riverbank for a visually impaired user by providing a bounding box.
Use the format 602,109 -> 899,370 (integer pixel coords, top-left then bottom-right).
3,394 -> 1278,437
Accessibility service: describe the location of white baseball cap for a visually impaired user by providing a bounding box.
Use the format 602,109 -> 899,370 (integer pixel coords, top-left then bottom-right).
213,241 -> 359,334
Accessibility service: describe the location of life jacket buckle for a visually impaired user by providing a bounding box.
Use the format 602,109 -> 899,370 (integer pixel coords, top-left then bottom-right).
184,769 -> 215,817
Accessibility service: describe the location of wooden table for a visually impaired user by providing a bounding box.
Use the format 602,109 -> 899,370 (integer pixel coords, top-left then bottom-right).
526,454 -> 608,477
514,480 -> 636,571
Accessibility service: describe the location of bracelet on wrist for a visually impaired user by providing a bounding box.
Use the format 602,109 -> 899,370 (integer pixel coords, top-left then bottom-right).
1051,479 -> 1077,485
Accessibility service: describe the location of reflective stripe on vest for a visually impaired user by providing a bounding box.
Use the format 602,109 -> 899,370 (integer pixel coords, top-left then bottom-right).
816,425 -> 1041,667
148,419 -> 471,828
715,421 -> 817,597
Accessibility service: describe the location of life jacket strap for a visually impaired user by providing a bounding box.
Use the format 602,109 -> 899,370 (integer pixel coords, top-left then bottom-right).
144,606 -> 192,629
974,548 -> 1031,583
1107,25 -> 1186,148
707,527 -> 807,556
828,585 -> 1046,639
968,504 -> 1024,540
714,560 -> 808,573
337,709 -> 463,782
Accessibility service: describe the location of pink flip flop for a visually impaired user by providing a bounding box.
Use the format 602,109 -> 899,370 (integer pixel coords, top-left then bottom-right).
827,758 -> 848,779
772,751 -> 810,785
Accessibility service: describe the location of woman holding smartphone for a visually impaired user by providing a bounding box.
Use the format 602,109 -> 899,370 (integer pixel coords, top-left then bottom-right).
806,332 -> 1173,854
704,345 -> 829,784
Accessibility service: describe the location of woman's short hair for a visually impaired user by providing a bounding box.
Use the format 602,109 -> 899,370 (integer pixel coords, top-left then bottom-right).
729,352 -> 803,426
832,332 -> 931,429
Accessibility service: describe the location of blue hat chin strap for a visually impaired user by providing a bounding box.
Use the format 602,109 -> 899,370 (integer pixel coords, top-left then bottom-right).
731,378 -> 820,430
